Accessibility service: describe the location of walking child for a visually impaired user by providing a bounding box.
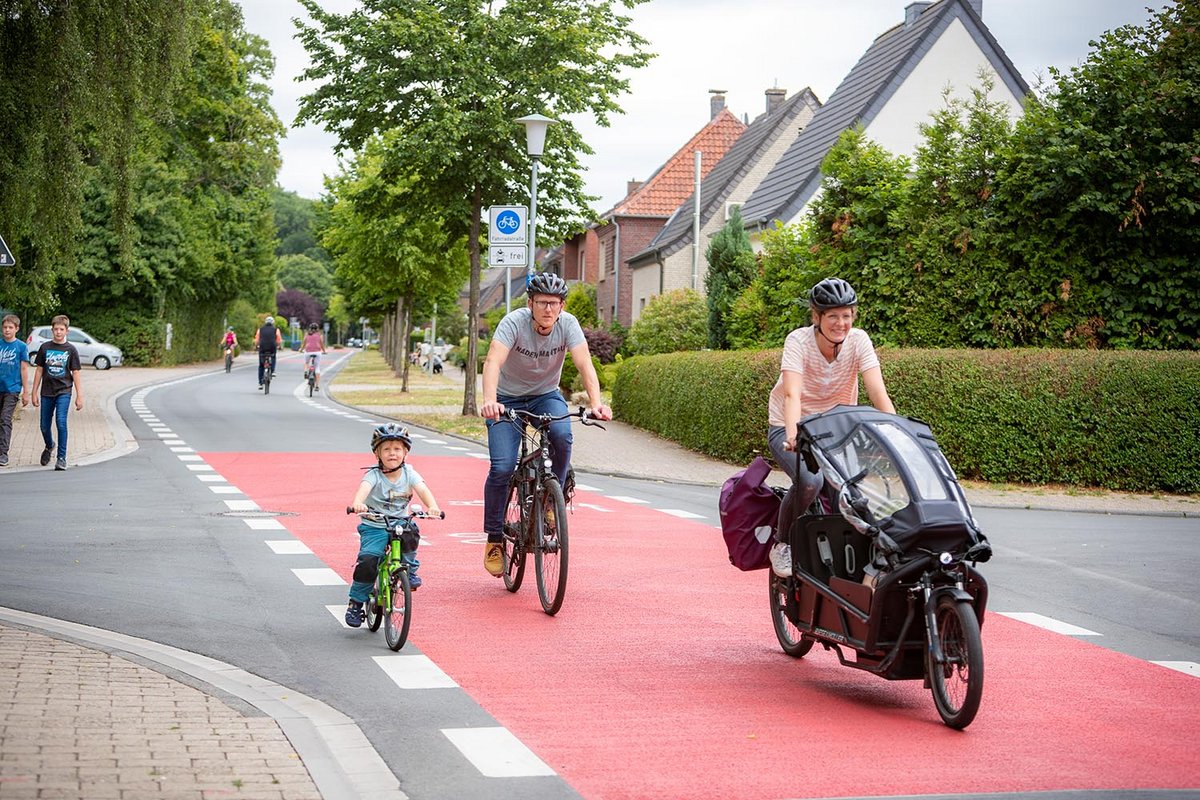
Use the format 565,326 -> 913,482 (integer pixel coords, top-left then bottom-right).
345,423 -> 442,627
31,314 -> 83,471
0,314 -> 31,467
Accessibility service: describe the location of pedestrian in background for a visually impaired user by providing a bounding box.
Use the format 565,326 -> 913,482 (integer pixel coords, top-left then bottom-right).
31,314 -> 83,471
0,313 -> 31,467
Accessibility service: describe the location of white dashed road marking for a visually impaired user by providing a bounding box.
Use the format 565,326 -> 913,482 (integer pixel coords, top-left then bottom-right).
1150,661 -> 1199,677
225,500 -> 259,511
660,508 -> 706,519
608,495 -> 649,504
291,568 -> 346,586
441,727 -> 556,778
243,518 -> 286,530
372,655 -> 458,689
996,612 -> 1101,636
266,540 -> 313,555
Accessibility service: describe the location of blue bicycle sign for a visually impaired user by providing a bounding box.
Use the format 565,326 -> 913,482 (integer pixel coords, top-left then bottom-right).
489,205 -> 527,245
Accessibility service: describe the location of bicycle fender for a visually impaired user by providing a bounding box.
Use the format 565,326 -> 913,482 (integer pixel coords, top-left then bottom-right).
927,585 -> 973,610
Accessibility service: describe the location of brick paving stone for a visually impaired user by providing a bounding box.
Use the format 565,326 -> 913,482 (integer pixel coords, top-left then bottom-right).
0,625 -> 321,800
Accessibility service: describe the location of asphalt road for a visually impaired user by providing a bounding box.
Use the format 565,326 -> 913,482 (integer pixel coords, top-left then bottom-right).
1,354 -> 1196,800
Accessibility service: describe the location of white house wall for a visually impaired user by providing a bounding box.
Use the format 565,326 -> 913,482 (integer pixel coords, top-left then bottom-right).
780,17 -> 1025,228
630,262 -> 661,323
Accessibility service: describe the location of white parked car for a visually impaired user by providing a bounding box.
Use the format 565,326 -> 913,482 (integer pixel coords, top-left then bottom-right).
27,326 -> 124,370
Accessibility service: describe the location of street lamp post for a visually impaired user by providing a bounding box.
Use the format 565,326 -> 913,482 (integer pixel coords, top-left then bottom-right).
516,114 -> 557,279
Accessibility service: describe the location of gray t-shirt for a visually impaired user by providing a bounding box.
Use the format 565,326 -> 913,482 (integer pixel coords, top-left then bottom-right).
493,308 -> 586,397
360,463 -> 423,529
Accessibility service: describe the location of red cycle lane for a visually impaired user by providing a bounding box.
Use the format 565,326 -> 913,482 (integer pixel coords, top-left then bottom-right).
205,451 -> 1200,800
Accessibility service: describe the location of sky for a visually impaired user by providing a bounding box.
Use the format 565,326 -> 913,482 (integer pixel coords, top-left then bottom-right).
239,0 -> 1161,212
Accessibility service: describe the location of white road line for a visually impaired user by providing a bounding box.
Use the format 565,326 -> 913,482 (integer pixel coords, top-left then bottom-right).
1151,661 -> 1200,678
169,447 -> 195,453
444,446 -> 469,452
243,518 -> 285,530
177,455 -> 202,462
372,655 -> 458,689
210,486 -> 242,494
291,568 -> 345,586
660,508 -> 706,519
225,500 -> 259,511
441,728 -> 555,778
996,612 -> 1101,636
423,439 -> 447,445
156,431 -> 176,438
324,605 -> 353,628
266,540 -> 312,555
576,503 -> 613,513
574,483 -> 601,492
197,475 -> 226,483
163,439 -> 186,446
608,495 -> 649,504
466,453 -> 489,460
186,464 -> 215,472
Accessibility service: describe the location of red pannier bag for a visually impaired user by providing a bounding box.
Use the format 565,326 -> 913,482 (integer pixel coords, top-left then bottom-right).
718,456 -> 783,571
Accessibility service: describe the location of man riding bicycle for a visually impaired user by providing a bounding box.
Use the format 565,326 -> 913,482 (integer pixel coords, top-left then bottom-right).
479,272 -> 611,577
253,316 -> 283,390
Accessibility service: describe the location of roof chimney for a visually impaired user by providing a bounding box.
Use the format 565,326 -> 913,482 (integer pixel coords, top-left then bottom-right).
709,89 -> 727,120
905,1 -> 933,27
765,87 -> 787,115
626,180 -> 643,197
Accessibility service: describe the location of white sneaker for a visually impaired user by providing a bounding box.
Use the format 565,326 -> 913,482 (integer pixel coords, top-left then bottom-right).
770,542 -> 792,578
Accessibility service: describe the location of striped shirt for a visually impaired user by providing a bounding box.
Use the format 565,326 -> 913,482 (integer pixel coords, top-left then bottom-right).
767,326 -> 880,427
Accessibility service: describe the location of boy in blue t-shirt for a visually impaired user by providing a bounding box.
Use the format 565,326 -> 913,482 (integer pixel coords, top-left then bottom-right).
345,423 -> 442,627
0,314 -> 31,467
31,314 -> 83,471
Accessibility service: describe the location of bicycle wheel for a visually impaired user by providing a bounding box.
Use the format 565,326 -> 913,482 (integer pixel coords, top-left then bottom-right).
262,365 -> 271,394
502,478 -> 526,592
534,478 -> 568,616
927,596 -> 984,729
365,587 -> 383,632
308,374 -> 314,397
384,569 -> 412,651
225,353 -> 232,373
769,572 -> 812,657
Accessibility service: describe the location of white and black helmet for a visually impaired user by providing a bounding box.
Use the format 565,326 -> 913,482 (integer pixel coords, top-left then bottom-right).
808,277 -> 858,310
527,272 -> 569,299
370,422 -> 412,451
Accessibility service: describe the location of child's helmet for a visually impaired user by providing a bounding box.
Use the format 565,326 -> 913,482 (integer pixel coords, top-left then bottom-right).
371,422 -> 412,451
808,277 -> 858,310
527,272 -> 569,299
308,322 -> 319,332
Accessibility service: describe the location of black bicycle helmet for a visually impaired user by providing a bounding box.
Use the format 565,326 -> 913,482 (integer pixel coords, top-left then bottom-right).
527,272 -> 569,299
808,277 -> 858,310
308,322 -> 319,332
370,422 -> 412,451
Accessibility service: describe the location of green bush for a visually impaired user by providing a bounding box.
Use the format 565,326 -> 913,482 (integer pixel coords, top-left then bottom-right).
628,288 -> 708,356
613,348 -> 1200,494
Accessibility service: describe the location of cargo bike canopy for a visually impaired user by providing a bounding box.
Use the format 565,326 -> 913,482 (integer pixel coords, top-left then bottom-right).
797,406 -> 987,558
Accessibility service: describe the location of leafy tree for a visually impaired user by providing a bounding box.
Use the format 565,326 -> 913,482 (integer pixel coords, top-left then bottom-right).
704,205 -> 756,349
277,253 -> 334,305
565,282 -> 599,328
295,0 -> 653,413
277,289 -> 325,328
0,0 -> 197,316
995,2 -> 1200,349
628,288 -> 708,356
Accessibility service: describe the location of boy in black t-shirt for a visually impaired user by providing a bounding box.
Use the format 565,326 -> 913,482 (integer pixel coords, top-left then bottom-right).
31,314 -> 84,470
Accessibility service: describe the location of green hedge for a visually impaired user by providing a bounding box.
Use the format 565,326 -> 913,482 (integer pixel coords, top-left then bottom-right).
612,349 -> 1200,494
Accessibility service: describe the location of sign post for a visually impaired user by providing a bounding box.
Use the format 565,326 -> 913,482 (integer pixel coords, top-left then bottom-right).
488,206 -> 528,313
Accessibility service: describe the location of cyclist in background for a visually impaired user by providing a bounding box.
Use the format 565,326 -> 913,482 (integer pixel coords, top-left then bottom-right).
766,277 -> 895,578
478,272 -> 611,578
253,316 -> 283,390
302,322 -> 326,391
220,326 -> 238,353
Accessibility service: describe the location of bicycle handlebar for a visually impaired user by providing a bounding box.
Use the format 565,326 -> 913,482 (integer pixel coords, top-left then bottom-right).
345,507 -> 445,520
505,406 -> 607,430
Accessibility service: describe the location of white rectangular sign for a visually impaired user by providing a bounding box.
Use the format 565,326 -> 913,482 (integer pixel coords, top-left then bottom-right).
488,205 -> 527,245
488,245 -> 527,267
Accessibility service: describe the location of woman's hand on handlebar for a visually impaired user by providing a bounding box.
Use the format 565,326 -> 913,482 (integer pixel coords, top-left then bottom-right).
479,400 -> 506,420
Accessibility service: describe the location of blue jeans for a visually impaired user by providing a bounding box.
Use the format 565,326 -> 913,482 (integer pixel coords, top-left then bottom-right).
40,393 -> 71,460
257,351 -> 277,385
483,390 -> 572,541
349,524 -> 419,603
768,424 -> 823,544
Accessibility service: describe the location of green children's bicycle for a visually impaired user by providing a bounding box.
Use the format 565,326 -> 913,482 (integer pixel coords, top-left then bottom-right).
347,506 -> 443,650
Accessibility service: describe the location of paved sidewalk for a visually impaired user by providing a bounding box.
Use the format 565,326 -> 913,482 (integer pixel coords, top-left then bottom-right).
2,358 -> 1197,800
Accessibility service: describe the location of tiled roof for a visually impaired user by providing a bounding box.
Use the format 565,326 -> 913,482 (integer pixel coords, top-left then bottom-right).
740,0 -> 1029,227
631,88 -> 822,263
609,108 -> 747,218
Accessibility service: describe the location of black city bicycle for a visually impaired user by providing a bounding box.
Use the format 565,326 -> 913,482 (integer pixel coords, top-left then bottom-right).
259,351 -> 273,394
500,408 -> 604,615
224,347 -> 234,373
347,506 -> 443,650
304,356 -> 317,396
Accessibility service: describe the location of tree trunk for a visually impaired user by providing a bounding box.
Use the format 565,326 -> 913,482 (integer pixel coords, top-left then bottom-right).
398,294 -> 413,392
462,186 -> 482,416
